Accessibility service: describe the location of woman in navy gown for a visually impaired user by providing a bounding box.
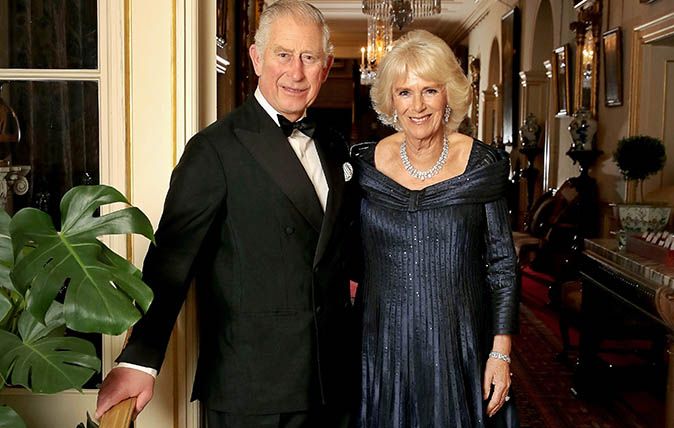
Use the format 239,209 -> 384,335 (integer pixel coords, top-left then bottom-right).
353,30 -> 519,427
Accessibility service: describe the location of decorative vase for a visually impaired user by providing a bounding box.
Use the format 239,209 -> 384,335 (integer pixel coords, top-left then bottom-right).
519,113 -> 542,149
617,203 -> 672,233
568,108 -> 597,151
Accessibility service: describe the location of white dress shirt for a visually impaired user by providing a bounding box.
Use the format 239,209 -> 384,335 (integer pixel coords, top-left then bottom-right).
254,87 -> 329,211
117,89 -> 330,378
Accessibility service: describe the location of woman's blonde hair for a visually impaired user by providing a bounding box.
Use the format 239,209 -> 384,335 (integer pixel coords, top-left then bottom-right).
370,29 -> 472,133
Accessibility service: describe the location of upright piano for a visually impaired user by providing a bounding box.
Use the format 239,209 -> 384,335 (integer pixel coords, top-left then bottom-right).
577,238 -> 674,427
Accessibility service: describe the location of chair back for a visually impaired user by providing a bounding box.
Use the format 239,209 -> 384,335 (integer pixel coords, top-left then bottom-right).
523,189 -> 555,237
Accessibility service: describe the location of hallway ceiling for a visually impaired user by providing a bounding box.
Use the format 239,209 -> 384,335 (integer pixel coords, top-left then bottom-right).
311,0 -> 481,58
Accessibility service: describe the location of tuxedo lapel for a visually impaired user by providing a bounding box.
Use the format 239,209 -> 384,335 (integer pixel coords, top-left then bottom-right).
312,127 -> 345,267
235,99 -> 323,232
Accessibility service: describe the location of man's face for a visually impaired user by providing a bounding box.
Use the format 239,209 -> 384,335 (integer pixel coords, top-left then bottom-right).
249,16 -> 333,122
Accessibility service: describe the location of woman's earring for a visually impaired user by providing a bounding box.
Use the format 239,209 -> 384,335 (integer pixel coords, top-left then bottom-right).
392,111 -> 398,124
443,105 -> 452,124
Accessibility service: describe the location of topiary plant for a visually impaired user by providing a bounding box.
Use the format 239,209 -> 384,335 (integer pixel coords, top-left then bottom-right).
612,135 -> 666,202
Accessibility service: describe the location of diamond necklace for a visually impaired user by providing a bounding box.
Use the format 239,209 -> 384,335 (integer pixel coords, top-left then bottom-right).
400,134 -> 449,181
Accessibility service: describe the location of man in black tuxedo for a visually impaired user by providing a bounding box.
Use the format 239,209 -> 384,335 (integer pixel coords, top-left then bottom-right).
96,1 -> 358,426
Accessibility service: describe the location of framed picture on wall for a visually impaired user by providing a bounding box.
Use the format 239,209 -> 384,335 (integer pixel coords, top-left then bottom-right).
552,45 -> 571,116
603,27 -> 623,107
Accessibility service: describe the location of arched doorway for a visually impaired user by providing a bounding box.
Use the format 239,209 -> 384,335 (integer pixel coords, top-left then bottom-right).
482,38 -> 501,146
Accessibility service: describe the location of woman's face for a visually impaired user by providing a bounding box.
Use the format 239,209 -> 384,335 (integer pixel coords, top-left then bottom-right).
391,73 -> 447,142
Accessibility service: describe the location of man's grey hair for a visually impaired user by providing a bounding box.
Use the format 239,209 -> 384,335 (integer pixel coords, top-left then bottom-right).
254,0 -> 334,64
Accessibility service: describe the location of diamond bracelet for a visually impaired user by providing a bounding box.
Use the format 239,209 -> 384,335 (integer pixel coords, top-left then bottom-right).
488,351 -> 511,364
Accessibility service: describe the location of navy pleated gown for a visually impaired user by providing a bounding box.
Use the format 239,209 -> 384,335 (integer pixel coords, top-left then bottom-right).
354,140 -> 519,428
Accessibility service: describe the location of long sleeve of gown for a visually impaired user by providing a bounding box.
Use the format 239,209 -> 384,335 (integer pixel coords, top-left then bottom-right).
484,196 -> 518,334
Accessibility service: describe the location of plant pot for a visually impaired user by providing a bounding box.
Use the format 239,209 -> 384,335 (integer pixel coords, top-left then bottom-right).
617,203 -> 672,233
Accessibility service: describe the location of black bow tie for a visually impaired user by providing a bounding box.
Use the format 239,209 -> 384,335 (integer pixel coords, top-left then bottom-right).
278,115 -> 316,138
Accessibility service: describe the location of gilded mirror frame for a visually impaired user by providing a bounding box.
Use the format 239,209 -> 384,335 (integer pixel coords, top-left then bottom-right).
571,0 -> 601,117
551,45 -> 571,117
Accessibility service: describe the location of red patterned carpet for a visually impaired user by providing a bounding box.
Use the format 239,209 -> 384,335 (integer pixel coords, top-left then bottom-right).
512,303 -> 664,427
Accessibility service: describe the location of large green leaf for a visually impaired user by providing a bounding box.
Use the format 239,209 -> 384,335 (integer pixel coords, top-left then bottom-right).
0,303 -> 66,388
17,301 -> 66,343
0,210 -> 14,292
0,406 -> 27,428
0,327 -> 100,394
0,210 -> 16,326
9,185 -> 154,335
0,293 -> 10,324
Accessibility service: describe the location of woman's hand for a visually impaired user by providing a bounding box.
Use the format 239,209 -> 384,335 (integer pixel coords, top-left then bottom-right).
483,357 -> 511,417
483,335 -> 512,418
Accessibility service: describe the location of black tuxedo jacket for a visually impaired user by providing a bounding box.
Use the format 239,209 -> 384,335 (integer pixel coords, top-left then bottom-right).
118,97 -> 359,414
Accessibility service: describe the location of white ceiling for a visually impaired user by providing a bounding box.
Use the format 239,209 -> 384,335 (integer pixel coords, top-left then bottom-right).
311,0 -> 481,58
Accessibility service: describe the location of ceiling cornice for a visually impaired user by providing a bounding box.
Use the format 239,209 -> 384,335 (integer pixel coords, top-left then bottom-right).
317,0 -> 363,16
446,0 -> 492,45
316,0 -> 482,57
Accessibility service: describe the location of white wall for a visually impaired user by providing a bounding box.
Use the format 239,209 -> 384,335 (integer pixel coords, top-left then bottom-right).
127,1 -> 176,425
465,1 -> 510,145
466,0 -> 674,233
592,1 -> 674,204
126,0 -> 214,426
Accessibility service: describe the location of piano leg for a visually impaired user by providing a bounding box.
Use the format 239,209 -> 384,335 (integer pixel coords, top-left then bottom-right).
656,288 -> 674,428
665,335 -> 674,428
573,276 -> 606,397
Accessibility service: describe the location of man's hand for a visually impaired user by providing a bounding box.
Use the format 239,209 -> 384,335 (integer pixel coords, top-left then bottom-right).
96,367 -> 155,420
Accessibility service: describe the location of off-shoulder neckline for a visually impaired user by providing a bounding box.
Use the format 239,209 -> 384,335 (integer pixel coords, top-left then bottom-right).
358,138 -> 483,193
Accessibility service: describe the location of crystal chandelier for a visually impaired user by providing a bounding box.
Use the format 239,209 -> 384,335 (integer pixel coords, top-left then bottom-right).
362,0 -> 442,30
360,16 -> 393,85
359,0 -> 441,85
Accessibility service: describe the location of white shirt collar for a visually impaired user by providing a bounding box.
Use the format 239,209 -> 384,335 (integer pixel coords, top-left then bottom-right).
254,87 -> 307,127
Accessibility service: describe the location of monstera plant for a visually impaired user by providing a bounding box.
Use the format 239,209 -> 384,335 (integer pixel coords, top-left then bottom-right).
0,185 -> 155,428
